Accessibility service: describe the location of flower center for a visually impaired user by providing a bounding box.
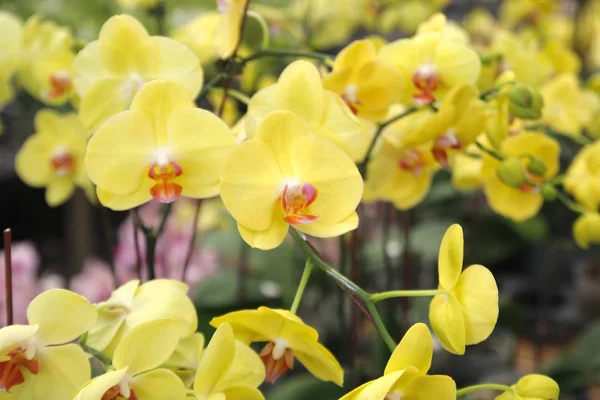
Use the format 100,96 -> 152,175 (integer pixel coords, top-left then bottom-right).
281,182 -> 319,225
0,347 -> 39,392
432,129 -> 461,167
46,70 -> 71,100
148,152 -> 183,203
386,390 -> 404,400
398,149 -> 427,176
519,172 -> 544,194
102,381 -> 137,400
341,85 -> 360,115
412,63 -> 439,105
50,146 -> 74,176
259,340 -> 294,384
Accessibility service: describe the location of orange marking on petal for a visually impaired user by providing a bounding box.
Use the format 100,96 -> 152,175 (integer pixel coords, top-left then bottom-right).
259,342 -> 294,384
0,347 -> 39,392
47,72 -> 71,100
51,151 -> 74,176
398,149 -> 427,176
148,161 -> 183,203
341,93 -> 359,116
412,69 -> 439,105
281,183 -> 319,225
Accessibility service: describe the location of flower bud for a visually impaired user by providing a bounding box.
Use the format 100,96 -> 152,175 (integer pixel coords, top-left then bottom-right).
507,84 -> 544,119
541,184 -> 557,201
527,156 -> 547,176
497,157 -> 526,188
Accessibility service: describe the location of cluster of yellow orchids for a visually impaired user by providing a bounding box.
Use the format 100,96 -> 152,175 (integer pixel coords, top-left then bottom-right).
6,0 -> 600,398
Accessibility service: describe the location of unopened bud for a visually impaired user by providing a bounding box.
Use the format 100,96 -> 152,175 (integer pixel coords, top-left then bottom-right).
507,84 -> 544,119
497,157 -> 526,188
527,156 -> 547,177
541,184 -> 557,201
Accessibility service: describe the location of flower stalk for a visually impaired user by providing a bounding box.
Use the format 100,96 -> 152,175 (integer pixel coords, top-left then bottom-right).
131,203 -> 172,281
290,259 -> 313,314
456,383 -> 514,397
3,228 -> 13,325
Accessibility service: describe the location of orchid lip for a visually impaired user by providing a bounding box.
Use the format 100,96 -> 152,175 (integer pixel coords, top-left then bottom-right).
281,182 -> 319,225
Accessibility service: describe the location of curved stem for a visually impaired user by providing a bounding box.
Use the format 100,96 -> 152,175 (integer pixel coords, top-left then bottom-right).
4,229 -> 13,325
555,189 -> 587,214
371,289 -> 443,302
290,259 -> 313,314
79,335 -> 112,368
289,229 -> 397,352
181,200 -> 202,282
358,108 -> 417,177
131,204 -> 172,281
456,383 -> 513,397
475,141 -> 504,161
241,49 -> 333,65
196,73 -> 226,105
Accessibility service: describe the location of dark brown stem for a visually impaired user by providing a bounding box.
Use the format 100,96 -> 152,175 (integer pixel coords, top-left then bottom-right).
133,218 -> 142,282
181,199 -> 203,282
4,229 -> 13,326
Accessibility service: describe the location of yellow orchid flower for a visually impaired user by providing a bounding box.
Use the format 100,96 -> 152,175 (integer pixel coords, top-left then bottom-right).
404,83 -> 485,167
379,31 -> 481,106
172,13 -> 220,65
73,15 -> 204,131
463,8 -> 497,49
340,323 -> 456,400
217,0 -> 248,59
481,133 -> 559,222
161,333 -> 204,389
221,110 -> 363,250
72,319 -> 187,400
495,374 -> 559,400
245,60 -> 364,161
573,212 -> 600,249
564,140 -> 600,211
416,12 -> 470,45
540,73 -> 597,137
0,12 -> 22,107
210,307 -> 343,386
0,289 -> 96,399
499,0 -> 558,29
363,109 -> 440,210
15,110 -> 92,207
85,279 -> 197,358
191,324 -> 265,400
451,142 -> 484,191
430,224 -> 499,355
17,16 -> 75,106
85,80 -> 235,211
322,40 -> 404,121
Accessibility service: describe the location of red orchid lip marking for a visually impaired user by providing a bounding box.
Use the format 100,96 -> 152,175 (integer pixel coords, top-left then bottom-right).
398,149 -> 427,176
281,182 -> 319,225
260,342 -> 294,384
47,72 -> 71,99
148,161 -> 183,203
0,347 -> 40,392
412,69 -> 439,105
51,151 -> 74,176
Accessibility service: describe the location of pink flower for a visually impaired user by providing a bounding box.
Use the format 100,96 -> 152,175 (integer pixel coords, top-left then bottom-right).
69,259 -> 115,303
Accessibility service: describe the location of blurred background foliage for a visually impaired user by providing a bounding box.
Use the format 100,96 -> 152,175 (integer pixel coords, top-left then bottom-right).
1,0 -> 600,399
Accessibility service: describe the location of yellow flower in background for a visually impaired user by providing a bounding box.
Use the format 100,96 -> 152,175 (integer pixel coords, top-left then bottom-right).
117,0 -> 163,8
17,16 -> 75,106
217,0 -> 248,59
496,374 -> 559,400
481,133 -> 559,222
573,212 -> 600,249
363,109 -> 440,210
417,13 -> 470,45
85,279 -> 197,358
85,81 -> 235,211
0,12 -> 22,107
540,73 -> 597,137
246,60 -> 365,161
221,111 -> 363,250
162,333 -> 204,389
463,8 -> 497,49
564,141 -> 600,211
499,0 -> 559,29
403,83 -> 486,167
323,40 -> 404,121
16,110 -> 92,207
542,40 -> 581,75
380,0 -> 448,35
73,15 -> 204,131
211,307 -> 343,386
73,320 -> 187,400
172,12 -> 220,64
191,324 -> 265,400
379,31 -> 480,106
340,323 -> 456,400
451,142 -> 484,191
430,224 -> 499,355
0,289 -> 96,399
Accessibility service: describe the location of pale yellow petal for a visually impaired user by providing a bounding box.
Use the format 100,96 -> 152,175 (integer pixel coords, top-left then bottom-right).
78,78 -> 137,131
429,293 -> 466,355
295,211 -> 358,238
276,60 -> 325,126
0,325 -> 38,356
221,386 -> 265,400
72,368 -> 128,400
385,322 -> 432,375
194,324 -> 236,398
339,371 -> 404,400
131,369 -> 187,400
515,374 -> 559,399
215,341 -> 265,391
220,140 -> 283,231
438,224 -> 464,290
72,41 -> 110,96
238,218 -> 289,250
45,178 -> 75,207
293,341 -> 344,386
15,135 -> 54,187
317,92 -> 364,161
483,177 -> 544,222
436,42 -> 481,87
27,289 -> 96,346
406,374 -> 456,400
96,181 -> 153,211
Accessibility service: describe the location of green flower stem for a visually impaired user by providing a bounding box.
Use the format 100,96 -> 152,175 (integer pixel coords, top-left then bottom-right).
196,73 -> 226,105
241,49 -> 334,65
456,383 -> 514,397
479,81 -> 515,100
358,107 -> 418,178
475,141 -> 504,161
79,335 -> 112,367
290,259 -> 313,314
370,289 -> 443,303
289,229 -> 397,353
131,203 -> 172,281
223,88 -> 251,105
555,189 -> 588,214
